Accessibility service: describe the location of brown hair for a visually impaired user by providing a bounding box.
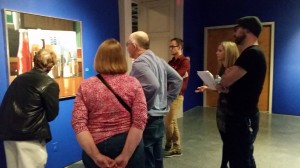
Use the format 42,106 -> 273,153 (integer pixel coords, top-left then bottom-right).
34,48 -> 56,73
94,39 -> 127,74
170,37 -> 184,49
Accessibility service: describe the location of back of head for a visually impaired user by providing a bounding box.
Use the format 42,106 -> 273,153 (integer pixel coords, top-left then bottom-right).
236,16 -> 262,38
130,31 -> 150,49
94,38 -> 127,74
34,49 -> 56,73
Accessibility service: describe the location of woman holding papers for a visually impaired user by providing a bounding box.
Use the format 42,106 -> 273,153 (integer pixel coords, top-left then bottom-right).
195,41 -> 239,168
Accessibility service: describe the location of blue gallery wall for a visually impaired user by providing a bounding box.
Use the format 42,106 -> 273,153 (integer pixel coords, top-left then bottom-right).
183,1 -> 300,115
0,0 -> 120,167
1,0 -> 300,167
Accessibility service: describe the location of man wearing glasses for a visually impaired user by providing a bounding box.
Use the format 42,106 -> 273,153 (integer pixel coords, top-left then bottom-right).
164,38 -> 190,158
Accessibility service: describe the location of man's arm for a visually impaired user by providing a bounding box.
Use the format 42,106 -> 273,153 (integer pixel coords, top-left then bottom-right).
220,65 -> 247,87
130,62 -> 160,110
164,61 -> 183,105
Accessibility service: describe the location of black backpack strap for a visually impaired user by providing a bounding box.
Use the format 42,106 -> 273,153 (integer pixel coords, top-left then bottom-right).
96,74 -> 132,114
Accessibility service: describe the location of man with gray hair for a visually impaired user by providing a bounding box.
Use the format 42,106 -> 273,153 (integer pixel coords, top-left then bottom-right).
0,48 -> 60,168
127,31 -> 182,168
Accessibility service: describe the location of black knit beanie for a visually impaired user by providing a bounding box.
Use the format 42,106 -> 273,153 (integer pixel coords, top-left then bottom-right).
236,16 -> 262,37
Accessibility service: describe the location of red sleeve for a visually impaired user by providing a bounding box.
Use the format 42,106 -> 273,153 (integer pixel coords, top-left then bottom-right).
177,58 -> 190,77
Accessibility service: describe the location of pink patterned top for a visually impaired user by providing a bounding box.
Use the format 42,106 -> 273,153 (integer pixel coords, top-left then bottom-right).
72,74 -> 147,144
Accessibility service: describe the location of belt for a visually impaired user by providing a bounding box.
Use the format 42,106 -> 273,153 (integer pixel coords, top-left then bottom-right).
147,115 -> 163,121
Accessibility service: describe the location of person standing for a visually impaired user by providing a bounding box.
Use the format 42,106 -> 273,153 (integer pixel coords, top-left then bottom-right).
0,49 -> 60,168
196,41 -> 239,168
164,38 -> 190,158
72,39 -> 148,168
127,31 -> 182,168
216,16 -> 267,168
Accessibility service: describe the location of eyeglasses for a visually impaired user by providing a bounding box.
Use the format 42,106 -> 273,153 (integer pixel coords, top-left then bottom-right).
126,41 -> 132,47
169,45 -> 179,48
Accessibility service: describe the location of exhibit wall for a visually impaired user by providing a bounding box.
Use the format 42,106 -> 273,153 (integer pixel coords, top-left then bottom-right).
0,0 -> 119,167
183,0 -> 300,115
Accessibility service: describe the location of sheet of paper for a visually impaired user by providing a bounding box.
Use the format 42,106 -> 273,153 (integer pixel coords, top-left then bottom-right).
197,71 -> 216,90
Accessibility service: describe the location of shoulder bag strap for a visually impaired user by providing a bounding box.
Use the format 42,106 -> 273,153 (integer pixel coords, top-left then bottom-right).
96,74 -> 132,114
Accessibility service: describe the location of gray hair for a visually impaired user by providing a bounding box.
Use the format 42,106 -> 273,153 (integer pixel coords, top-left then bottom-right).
130,31 -> 150,49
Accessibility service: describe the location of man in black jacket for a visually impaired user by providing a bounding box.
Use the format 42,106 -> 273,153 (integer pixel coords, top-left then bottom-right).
0,49 -> 59,168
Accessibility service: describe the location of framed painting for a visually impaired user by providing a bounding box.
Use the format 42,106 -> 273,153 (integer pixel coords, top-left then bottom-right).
3,9 -> 83,99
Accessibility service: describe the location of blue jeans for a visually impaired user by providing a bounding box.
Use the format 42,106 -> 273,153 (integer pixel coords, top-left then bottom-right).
143,116 -> 164,168
82,132 -> 145,168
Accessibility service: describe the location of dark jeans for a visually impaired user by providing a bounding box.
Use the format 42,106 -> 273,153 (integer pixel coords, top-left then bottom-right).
143,116 -> 164,168
219,131 -> 229,168
0,141 -> 6,168
82,132 -> 145,168
216,94 -> 229,168
226,112 -> 259,168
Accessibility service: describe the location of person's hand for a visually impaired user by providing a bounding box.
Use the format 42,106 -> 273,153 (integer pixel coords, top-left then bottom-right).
114,154 -> 130,168
215,84 -> 229,93
195,86 -> 208,93
93,153 -> 116,168
215,84 -> 223,92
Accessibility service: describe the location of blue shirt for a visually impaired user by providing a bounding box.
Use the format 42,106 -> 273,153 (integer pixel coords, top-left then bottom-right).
130,50 -> 183,116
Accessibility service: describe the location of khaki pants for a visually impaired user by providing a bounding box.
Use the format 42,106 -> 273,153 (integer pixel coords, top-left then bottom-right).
4,140 -> 47,168
164,95 -> 183,150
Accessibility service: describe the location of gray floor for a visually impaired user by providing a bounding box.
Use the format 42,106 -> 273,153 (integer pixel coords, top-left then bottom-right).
66,106 -> 300,168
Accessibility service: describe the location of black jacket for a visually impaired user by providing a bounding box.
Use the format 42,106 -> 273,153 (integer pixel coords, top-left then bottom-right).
0,68 -> 59,143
